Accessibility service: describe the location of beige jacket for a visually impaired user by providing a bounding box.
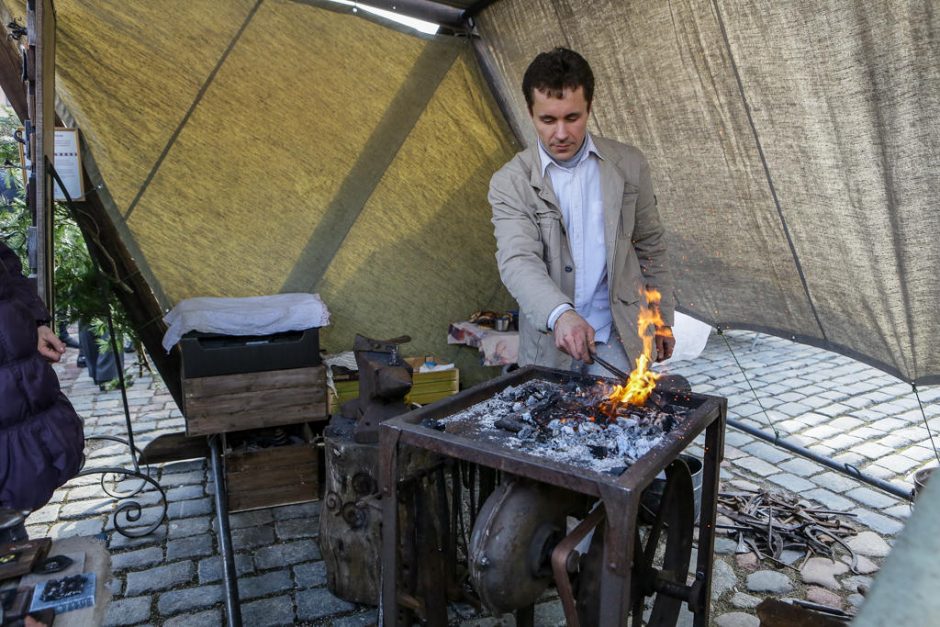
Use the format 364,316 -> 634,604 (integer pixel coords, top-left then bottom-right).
489,135 -> 675,371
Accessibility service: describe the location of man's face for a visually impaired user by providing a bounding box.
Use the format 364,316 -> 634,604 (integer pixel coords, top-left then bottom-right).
529,86 -> 591,160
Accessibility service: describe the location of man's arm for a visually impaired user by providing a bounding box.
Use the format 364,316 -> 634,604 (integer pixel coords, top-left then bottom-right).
630,157 -> 675,361
489,171 -> 570,332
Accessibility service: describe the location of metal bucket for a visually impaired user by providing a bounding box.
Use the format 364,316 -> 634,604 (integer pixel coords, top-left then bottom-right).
640,454 -> 703,523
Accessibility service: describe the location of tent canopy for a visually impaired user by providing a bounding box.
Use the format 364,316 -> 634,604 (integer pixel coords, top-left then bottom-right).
2,0 -> 937,388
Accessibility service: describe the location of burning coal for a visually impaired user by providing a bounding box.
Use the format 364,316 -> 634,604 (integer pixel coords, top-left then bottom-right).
437,378 -> 691,475
604,288 -> 673,407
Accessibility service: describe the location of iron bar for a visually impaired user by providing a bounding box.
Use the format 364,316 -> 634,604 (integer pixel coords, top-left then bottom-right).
727,418 -> 913,501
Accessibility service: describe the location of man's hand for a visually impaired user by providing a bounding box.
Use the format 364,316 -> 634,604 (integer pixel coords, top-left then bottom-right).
553,310 -> 596,363
37,324 -> 66,363
654,325 -> 675,362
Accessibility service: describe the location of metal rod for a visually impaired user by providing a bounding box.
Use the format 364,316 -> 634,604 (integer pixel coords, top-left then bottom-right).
727,418 -> 914,502
209,435 -> 242,627
590,352 -> 629,381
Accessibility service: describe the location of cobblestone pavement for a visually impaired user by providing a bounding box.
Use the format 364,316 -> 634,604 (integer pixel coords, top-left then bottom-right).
26,330 -> 939,626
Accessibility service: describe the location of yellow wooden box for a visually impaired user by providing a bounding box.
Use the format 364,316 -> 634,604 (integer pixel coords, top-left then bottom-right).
328,363 -> 459,413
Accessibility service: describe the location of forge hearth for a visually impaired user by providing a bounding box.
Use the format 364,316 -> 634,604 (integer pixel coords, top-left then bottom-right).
379,366 -> 727,627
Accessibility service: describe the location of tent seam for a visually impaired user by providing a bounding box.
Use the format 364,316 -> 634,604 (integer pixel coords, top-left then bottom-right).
709,0 -> 829,343
123,0 -> 265,220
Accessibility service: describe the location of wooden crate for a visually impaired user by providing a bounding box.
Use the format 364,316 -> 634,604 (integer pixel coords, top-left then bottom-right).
182,365 -> 327,436
223,425 -> 320,512
328,367 -> 459,414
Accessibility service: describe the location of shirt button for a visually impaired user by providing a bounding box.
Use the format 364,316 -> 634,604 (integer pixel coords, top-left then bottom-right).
564,265 -> 573,272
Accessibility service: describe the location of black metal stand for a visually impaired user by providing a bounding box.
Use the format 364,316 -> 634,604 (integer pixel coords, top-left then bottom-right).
209,434 -> 243,627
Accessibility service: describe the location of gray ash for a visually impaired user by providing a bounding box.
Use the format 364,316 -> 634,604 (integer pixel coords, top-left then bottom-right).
439,379 -> 690,475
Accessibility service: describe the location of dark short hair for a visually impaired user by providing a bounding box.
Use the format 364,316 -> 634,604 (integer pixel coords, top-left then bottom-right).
522,47 -> 595,112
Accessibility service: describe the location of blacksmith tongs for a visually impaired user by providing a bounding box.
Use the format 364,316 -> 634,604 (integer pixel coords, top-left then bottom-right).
589,351 -> 629,382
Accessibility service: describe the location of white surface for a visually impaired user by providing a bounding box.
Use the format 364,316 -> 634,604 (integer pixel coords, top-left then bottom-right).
162,293 -> 330,352
661,312 -> 712,365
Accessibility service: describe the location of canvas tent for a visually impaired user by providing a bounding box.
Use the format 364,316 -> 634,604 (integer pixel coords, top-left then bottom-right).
1,0 -> 937,405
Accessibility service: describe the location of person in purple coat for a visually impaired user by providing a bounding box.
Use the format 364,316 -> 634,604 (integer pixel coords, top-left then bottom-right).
0,239 -> 84,542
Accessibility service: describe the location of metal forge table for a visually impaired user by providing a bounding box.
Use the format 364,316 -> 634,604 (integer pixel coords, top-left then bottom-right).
379,366 -> 726,626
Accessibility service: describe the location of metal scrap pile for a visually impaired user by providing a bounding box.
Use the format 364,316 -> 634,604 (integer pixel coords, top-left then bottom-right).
717,489 -> 861,573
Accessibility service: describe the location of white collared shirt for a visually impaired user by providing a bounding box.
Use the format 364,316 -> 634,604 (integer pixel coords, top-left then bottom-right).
538,134 -> 613,343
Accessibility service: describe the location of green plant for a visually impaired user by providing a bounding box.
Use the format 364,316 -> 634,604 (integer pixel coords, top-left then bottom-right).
0,105 -> 140,377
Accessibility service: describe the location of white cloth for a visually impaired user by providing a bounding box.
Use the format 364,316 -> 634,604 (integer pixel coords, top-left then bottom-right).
538,134 -> 612,342
660,312 -> 712,365
162,293 -> 330,352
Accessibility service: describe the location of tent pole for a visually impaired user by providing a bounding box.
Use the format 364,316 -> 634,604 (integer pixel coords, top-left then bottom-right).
726,417 -> 913,502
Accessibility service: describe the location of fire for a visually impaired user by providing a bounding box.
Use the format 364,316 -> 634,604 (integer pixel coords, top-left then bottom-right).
605,288 -> 671,408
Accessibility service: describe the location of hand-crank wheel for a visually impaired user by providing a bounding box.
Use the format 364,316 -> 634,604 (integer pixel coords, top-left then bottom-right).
577,458 -> 696,626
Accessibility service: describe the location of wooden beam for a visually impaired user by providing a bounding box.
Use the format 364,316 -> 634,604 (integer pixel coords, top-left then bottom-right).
0,16 -> 27,120
70,169 -> 183,407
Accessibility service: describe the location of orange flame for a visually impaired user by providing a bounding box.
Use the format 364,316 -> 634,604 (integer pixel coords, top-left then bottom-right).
605,288 -> 670,407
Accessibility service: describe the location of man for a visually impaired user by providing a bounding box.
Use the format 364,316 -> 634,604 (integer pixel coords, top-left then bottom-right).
490,48 -> 675,375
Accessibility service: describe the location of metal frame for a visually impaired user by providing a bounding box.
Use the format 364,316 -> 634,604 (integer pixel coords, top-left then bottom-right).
379,365 -> 725,626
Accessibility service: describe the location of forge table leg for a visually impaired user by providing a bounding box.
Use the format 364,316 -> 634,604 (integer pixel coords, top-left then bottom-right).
380,427 -> 402,626
209,434 -> 242,627
598,493 -> 639,627
693,407 -> 726,627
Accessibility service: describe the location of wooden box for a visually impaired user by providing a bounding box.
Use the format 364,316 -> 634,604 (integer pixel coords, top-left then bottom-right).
223,424 -> 320,512
327,366 -> 459,414
183,365 -> 327,436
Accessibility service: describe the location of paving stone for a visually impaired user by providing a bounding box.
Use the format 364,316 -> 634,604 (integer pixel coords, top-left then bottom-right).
228,509 -> 274,529
166,533 -> 215,561
104,596 -> 151,626
255,540 -> 320,570
779,549 -> 803,566
728,478 -> 761,492
840,554 -> 879,575
27,504 -> 61,524
842,574 -> 874,593
735,552 -> 759,571
162,609 -> 223,627
732,456 -> 780,478
238,570 -> 294,600
800,557 -> 848,590
715,612 -> 759,627
768,473 -> 816,493
877,454 -> 922,474
811,471 -> 864,493
125,560 -> 194,595
852,509 -> 904,535
161,469 -> 205,486
853,441 -> 895,460
168,516 -> 211,539
730,592 -> 761,609
803,425 -> 841,440
746,570 -> 792,594
778,457 -> 821,477
295,587 -> 357,621
110,546 -> 163,572
166,484 -> 206,502
774,401 -> 813,418
724,430 -> 755,448
846,486 -> 899,509
846,531 -> 891,557
240,596 -> 296,626
228,525 -> 275,550
58,498 -> 114,519
714,537 -> 738,555
711,559 -> 737,600
167,497 -> 213,520
294,561 -> 328,588
276,517 -> 319,541
804,586 -> 843,609
272,501 -> 321,520
846,592 -> 865,608
198,554 -> 255,583
157,584 -> 223,616
741,441 -> 791,464
50,517 -> 106,539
